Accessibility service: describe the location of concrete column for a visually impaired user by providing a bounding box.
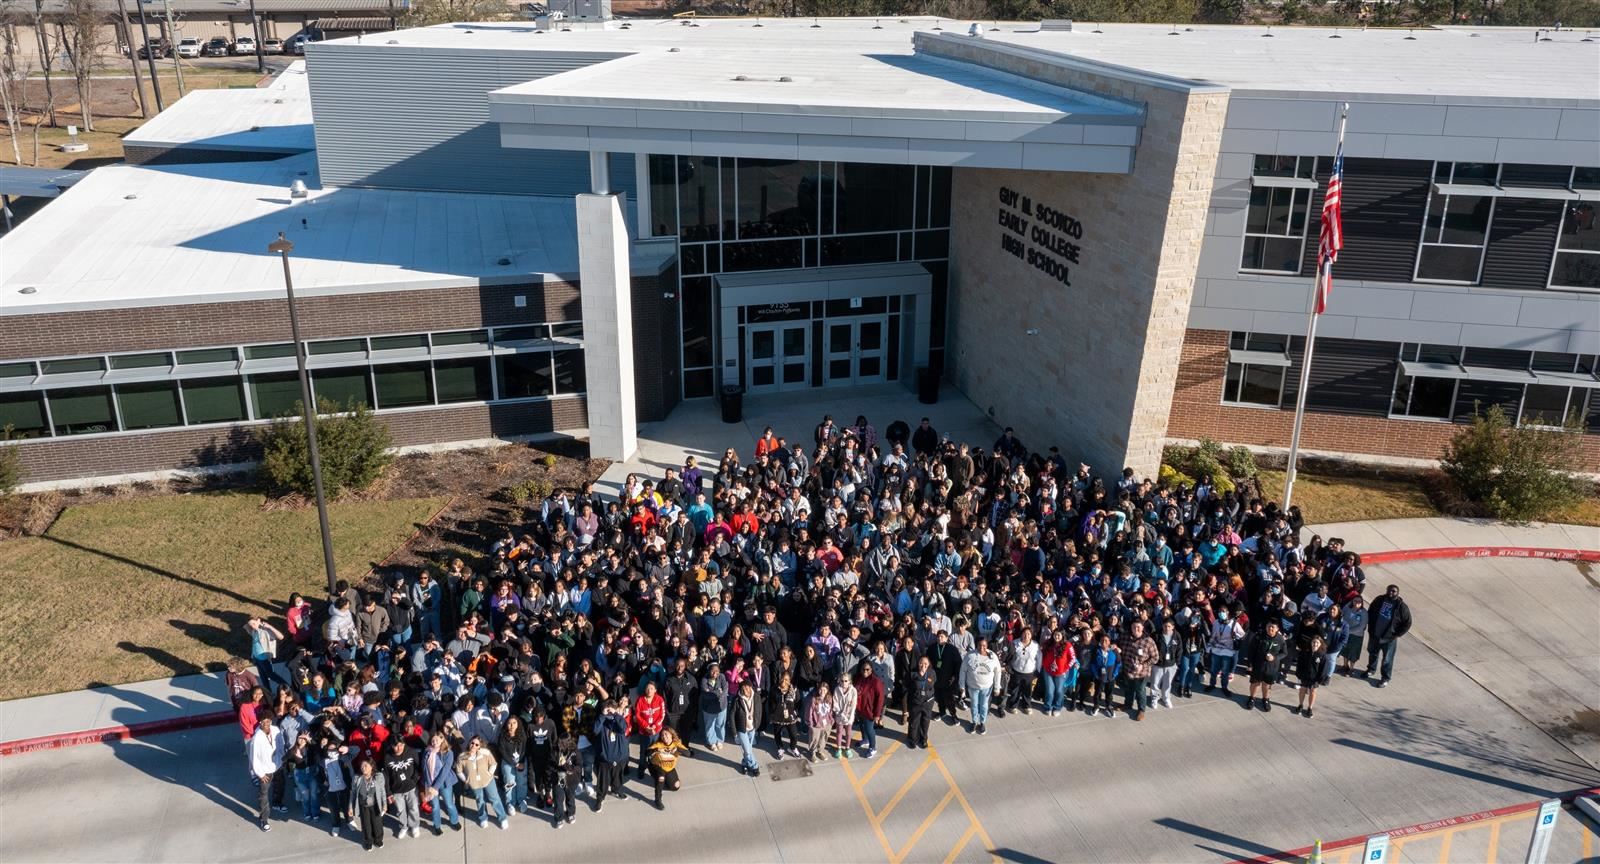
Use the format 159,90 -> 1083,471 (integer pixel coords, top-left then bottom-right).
576,191 -> 637,461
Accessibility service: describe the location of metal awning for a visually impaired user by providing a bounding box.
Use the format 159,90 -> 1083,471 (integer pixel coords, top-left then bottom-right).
0,166 -> 87,199
1229,348 -> 1291,367
1250,176 -> 1317,190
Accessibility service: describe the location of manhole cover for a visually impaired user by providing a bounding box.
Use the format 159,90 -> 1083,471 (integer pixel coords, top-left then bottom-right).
767,757 -> 815,781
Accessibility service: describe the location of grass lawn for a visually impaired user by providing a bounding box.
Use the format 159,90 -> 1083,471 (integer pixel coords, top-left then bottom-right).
1258,468 -> 1439,524
0,492 -> 448,701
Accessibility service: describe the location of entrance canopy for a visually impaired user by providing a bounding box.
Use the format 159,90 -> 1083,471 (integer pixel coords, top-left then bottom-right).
488,36 -> 1144,173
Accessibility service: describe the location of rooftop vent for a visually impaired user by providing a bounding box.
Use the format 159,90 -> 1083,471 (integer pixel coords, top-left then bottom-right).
386,38 -> 398,44
497,257 -> 512,266
1261,26 -> 1274,37
1404,28 -> 1417,39
1040,19 -> 1073,30
19,286 -> 37,295
290,179 -> 309,199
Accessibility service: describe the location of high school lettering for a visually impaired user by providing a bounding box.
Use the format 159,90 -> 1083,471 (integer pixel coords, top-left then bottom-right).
996,186 -> 1084,287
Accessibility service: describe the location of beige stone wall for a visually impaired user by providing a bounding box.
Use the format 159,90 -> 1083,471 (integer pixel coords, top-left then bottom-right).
939,40 -> 1229,477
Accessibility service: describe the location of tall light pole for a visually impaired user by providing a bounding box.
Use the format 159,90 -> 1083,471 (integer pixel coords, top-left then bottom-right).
268,232 -> 338,598
247,0 -> 264,74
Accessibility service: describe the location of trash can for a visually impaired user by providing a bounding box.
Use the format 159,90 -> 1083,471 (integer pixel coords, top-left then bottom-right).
720,385 -> 744,423
916,367 -> 939,404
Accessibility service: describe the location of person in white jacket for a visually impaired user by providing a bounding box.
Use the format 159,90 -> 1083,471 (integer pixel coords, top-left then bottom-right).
830,673 -> 858,759
961,639 -> 1002,735
1007,629 -> 1043,714
1206,610 -> 1247,695
250,714 -> 286,832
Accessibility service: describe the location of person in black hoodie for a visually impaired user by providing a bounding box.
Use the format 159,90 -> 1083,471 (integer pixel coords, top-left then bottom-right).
497,714 -> 530,814
1244,620 -> 1287,712
663,658 -> 698,747
526,706 -> 557,810
551,734 -> 580,829
382,735 -> 422,839
1363,584 -> 1412,687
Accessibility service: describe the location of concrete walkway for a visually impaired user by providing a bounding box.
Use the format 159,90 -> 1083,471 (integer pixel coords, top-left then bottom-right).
1306,516 -> 1598,556
0,670 -> 234,753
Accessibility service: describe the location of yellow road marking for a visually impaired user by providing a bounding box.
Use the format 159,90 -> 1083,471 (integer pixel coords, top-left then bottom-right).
932,752 -> 1000,862
857,740 -> 901,787
841,756 -> 899,863
875,751 -> 937,823
943,824 -> 980,864
893,788 -> 957,864
1484,820 -> 1500,864
1437,828 -> 1452,863
1582,822 -> 1592,859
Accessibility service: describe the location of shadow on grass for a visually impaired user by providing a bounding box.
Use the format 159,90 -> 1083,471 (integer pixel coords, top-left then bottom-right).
42,534 -> 276,613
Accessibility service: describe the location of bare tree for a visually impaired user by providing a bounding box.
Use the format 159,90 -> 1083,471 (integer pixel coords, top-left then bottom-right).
59,0 -> 107,131
29,0 -> 55,127
1,17 -> 31,164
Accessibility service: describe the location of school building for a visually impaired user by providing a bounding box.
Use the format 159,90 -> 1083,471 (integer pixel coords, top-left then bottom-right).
1,19 -> 1596,486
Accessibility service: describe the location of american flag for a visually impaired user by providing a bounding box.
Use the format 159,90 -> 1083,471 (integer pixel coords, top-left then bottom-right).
1314,148 -> 1344,314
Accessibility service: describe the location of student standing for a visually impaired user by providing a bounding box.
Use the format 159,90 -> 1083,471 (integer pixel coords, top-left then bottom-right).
423,733 -> 461,835
805,681 -> 834,761
382,735 -> 422,839
1364,585 -> 1412,687
1294,635 -> 1331,719
460,736 -> 508,829
906,657 -> 937,748
960,638 -> 1001,734
350,758 -> 388,851
731,681 -> 764,776
853,663 -> 885,757
249,714 -> 286,832
1245,621 -> 1287,711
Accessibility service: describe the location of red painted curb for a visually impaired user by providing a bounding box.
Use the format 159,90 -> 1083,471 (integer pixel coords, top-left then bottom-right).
1363,546 -> 1600,565
1231,786 -> 1600,863
0,709 -> 235,756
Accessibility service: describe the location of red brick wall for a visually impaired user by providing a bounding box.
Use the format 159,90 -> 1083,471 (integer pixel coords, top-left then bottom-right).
1168,329 -> 1600,471
12,398 -> 588,484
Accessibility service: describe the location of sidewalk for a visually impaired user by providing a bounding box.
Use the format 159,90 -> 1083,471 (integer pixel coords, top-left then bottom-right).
2,516 -> 1594,756
1306,517 -> 1599,562
0,670 -> 234,755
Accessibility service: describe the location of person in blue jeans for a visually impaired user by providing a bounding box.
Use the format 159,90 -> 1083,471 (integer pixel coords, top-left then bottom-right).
699,663 -> 728,751
424,733 -> 461,835
497,715 -> 530,813
1206,611 -> 1244,694
960,639 -> 1001,734
245,616 -> 288,695
460,737 -> 508,830
1177,619 -> 1207,698
730,681 -> 763,777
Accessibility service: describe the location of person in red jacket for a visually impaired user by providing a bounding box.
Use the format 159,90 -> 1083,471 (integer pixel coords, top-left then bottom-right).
853,663 -> 886,758
1041,630 -> 1077,716
631,681 -> 667,779
347,711 -> 391,759
754,426 -> 779,460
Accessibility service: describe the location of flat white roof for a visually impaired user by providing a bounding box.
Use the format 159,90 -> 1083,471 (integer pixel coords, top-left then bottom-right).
121,61 -> 315,154
319,19 -> 1600,103
0,153 -> 664,315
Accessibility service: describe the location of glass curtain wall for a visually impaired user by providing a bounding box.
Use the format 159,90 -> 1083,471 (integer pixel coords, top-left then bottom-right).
649,156 -> 952,399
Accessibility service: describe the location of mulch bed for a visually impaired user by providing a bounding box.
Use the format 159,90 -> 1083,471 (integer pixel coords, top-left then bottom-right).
0,441 -> 609,575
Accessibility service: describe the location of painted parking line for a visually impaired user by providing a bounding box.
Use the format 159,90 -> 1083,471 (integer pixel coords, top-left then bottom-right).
841,742 -> 999,864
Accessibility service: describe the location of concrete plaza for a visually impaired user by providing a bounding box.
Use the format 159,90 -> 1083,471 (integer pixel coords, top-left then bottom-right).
2,555 -> 1596,863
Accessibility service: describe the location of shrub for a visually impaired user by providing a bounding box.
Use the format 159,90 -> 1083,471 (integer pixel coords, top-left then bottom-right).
1226,446 -> 1259,480
1441,403 -> 1584,522
256,399 -> 393,499
1158,463 -> 1194,490
498,477 -> 553,506
540,453 -> 558,470
0,425 -> 21,498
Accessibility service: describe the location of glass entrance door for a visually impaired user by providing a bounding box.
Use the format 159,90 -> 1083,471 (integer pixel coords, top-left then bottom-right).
746,323 -> 810,393
825,316 -> 888,387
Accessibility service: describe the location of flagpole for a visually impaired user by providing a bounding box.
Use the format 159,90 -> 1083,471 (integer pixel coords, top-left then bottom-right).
1283,102 -> 1349,513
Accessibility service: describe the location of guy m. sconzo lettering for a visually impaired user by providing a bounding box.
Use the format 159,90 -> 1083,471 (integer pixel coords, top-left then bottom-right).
997,186 -> 1083,287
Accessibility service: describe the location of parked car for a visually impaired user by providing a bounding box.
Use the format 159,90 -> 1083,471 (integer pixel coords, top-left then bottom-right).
202,37 -> 229,57
231,35 -> 256,55
262,37 -> 283,53
136,39 -> 170,59
175,37 -> 202,58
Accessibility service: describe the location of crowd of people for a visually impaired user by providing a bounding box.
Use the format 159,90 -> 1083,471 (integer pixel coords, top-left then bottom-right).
228,412 -> 1414,846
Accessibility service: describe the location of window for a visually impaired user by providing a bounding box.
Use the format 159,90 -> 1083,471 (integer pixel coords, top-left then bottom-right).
311,367 -> 373,409
1550,173 -> 1600,289
308,338 -> 366,356
181,377 -> 247,424
109,353 -> 172,370
48,386 -> 117,435
1240,156 -> 1315,274
40,357 -> 105,376
1416,162 -> 1496,283
496,352 -> 554,399
553,349 -> 586,394
249,372 -> 304,418
1519,384 -> 1589,428
1391,344 -> 1461,420
176,348 -> 238,365
1223,332 -> 1289,408
736,158 -> 812,238
648,154 -> 679,239
0,362 -> 35,381
370,334 -> 428,353
434,358 -> 493,403
244,343 -> 296,361
836,163 -> 915,234
494,326 -> 549,345
373,363 -> 434,409
0,391 -> 48,438
431,330 -> 489,351
115,381 -> 183,430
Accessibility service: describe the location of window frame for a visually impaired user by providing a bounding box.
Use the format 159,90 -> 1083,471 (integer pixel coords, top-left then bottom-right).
1238,155 -> 1317,276
1388,343 -> 1462,423
1414,161 -> 1499,286
1546,166 -> 1600,293
1221,331 -> 1290,410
